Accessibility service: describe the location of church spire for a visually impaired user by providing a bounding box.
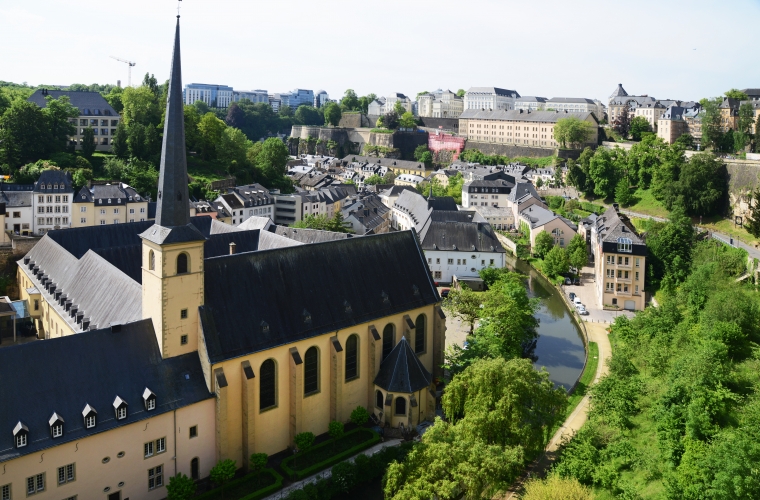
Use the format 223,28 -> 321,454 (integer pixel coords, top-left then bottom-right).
155,16 -> 190,228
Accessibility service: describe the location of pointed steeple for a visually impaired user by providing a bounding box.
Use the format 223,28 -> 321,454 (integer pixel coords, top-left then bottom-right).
155,16 -> 190,228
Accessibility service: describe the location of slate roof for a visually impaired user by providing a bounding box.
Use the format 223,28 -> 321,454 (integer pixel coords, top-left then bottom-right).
0,319 -> 212,463
427,197 -> 458,211
373,337 -> 432,393
519,204 -> 578,231
340,156 -> 428,173
595,207 -> 645,245
609,84 -> 628,98
0,190 -> 32,208
516,96 -> 547,103
459,109 -> 597,124
272,226 -> 353,244
546,97 -> 596,104
199,231 -> 439,363
465,87 -> 521,98
418,213 -> 504,253
27,90 -> 119,116
33,170 -> 74,193
507,181 -> 540,203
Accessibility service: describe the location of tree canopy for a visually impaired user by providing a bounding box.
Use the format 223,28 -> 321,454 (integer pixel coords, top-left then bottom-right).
553,117 -> 595,149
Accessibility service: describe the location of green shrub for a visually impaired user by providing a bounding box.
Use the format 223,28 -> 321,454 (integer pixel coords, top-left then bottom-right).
350,406 -> 370,426
281,428 -> 380,480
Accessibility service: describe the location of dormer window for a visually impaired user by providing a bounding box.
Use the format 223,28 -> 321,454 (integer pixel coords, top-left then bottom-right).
82,404 -> 97,428
143,388 -> 157,411
13,421 -> 28,448
108,199 -> 112,204
617,237 -> 632,253
81,194 -> 86,199
47,184 -> 52,189
260,321 -> 269,334
113,396 -> 127,420
54,184 -> 59,190
303,309 -> 312,324
49,412 -> 64,438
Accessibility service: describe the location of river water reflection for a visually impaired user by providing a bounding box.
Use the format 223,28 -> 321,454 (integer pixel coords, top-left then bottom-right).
506,254 -> 586,390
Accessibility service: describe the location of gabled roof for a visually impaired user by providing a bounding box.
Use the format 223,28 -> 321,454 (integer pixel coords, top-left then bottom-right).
27,90 -> 119,116
418,214 -> 504,254
271,226 -> 353,244
465,87 -> 521,98
33,170 -> 73,193
199,231 -> 439,363
0,319 -> 212,463
547,97 -> 596,104
520,204 -> 578,231
373,337 -> 432,393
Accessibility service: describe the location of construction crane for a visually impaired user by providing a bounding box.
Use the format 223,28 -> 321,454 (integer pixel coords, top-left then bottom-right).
110,56 -> 136,87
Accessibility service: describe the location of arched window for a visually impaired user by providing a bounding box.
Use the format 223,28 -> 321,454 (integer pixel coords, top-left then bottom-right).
376,390 -> 384,409
177,253 -> 188,274
259,359 -> 276,411
395,396 -> 406,415
191,457 -> 199,480
304,347 -> 319,396
345,335 -> 358,381
148,250 -> 155,271
415,314 -> 426,354
382,324 -> 395,361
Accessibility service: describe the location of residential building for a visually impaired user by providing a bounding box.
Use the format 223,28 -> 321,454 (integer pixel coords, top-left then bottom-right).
5,18 -> 445,499
368,93 -> 413,115
591,206 -> 647,311
719,97 -> 740,132
462,178 -> 515,210
314,90 -> 329,108
518,204 -> 577,250
607,84 -> 657,125
459,109 -> 599,148
0,184 -> 34,235
463,87 -> 520,111
341,194 -> 391,235
32,170 -> 74,235
633,101 -> 666,131
741,88 -> 760,101
391,190 -> 457,232
546,97 -> 604,119
270,185 -> 355,225
233,90 -> 269,104
27,89 -> 121,151
211,183 -> 275,226
657,103 -> 703,144
514,96 -> 547,112
183,83 -> 234,108
394,174 -> 425,187
420,210 -> 506,283
73,183 -> 150,228
417,90 -> 464,118
286,89 -> 315,109
340,156 -> 434,178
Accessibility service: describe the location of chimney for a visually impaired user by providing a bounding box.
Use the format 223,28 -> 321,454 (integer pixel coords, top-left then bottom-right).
229,242 -> 237,255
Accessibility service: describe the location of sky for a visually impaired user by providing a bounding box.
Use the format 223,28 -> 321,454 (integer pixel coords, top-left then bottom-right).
1,0 -> 759,104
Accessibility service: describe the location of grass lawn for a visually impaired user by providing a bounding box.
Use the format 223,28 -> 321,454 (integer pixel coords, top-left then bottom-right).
564,342 -> 599,420
697,215 -> 760,245
288,429 -> 375,472
623,189 -> 669,218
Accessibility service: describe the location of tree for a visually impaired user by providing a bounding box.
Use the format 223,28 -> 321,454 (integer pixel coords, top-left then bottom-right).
193,99 -> 210,116
748,190 -> 760,238
614,178 -> 632,206
81,127 -> 96,159
363,174 -> 383,185
567,234 -> 588,275
443,285 -> 481,334
456,89 -> 466,97
536,178 -> 544,189
323,102 -> 342,127
197,113 -> 226,160
521,475 -> 594,500
350,406 -> 370,426
588,147 -> 622,199
675,133 -> 695,151
293,431 -> 315,468
126,123 -> 147,160
629,116 -> 653,141
111,122 -> 128,158
755,114 -> 760,153
724,88 -> 749,101
249,453 -> 268,487
104,86 -> 124,113
328,421 -> 344,449
217,127 -> 251,171
700,97 -> 723,150
0,100 -> 51,167
393,101 -> 405,116
553,116 -> 595,149
294,105 -> 322,126
399,111 -> 416,129
121,85 -> 161,126
382,111 -> 399,130
255,138 -> 290,190
646,204 -> 695,289
166,473 -> 196,500
534,231 -> 554,259
357,93 -> 377,115
543,245 -> 569,278
144,123 -> 160,160
43,95 -> 78,152
341,89 -> 359,111
612,104 -> 630,137
225,102 -> 245,128
678,152 -> 727,216
209,459 -> 236,499
72,168 -> 93,191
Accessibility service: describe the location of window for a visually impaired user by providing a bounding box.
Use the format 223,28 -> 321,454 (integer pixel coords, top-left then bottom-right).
140,207 -> 146,213
635,272 -> 639,281
395,397 -> 406,415
57,463 -> 75,485
177,253 -> 188,274
434,270 -> 441,279
635,258 -> 640,267
376,390 -> 384,409
427,258 -> 431,264
415,314 -> 425,354
148,250 -> 155,271
382,324 -> 394,361
148,465 -> 163,490
80,218 -> 86,224
62,195 -> 68,203
52,423 -> 63,438
181,335 -> 188,345
113,208 -> 119,214
26,473 -> 44,495
15,433 -> 26,448
191,457 -> 200,480
1,484 -> 9,500
85,414 -> 96,429
189,426 -> 198,438
260,359 -> 276,410
116,406 -> 127,420
345,335 -> 358,381
100,209 -> 106,215
144,441 -> 153,458
435,258 -> 440,264
304,347 -> 319,396
447,258 -> 454,265
606,282 -> 614,291
606,255 -> 613,265
180,309 -> 188,319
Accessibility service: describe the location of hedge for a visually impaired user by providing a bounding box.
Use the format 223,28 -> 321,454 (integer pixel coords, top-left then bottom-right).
280,428 -> 381,480
194,468 -> 283,500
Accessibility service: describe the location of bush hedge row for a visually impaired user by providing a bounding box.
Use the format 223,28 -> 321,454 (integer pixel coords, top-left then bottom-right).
281,428 -> 381,480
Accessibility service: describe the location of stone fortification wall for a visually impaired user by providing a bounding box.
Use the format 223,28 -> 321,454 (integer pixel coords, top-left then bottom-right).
417,117 -> 460,133
338,113 -> 371,128
463,141 -> 557,158
291,126 -> 429,160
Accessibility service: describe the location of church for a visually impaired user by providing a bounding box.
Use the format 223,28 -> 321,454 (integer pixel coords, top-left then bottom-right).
1,16 -> 444,500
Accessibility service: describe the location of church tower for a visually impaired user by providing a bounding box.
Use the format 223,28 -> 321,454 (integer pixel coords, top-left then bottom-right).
140,15 -> 206,359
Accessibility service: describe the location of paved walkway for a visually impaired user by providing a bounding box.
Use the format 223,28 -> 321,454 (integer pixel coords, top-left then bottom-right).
502,321 -> 612,499
560,265 -> 634,324
261,439 -> 403,500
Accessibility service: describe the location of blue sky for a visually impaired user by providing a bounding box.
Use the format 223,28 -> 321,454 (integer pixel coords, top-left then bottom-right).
1,0 -> 758,103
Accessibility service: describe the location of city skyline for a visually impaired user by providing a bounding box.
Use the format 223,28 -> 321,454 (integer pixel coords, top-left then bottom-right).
1,0 -> 759,103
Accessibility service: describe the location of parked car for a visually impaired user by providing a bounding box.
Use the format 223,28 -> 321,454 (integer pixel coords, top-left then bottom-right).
574,296 -> 583,306
569,292 -> 576,301
573,278 -> 581,286
564,277 -> 572,285
440,288 -> 450,298
577,305 -> 588,315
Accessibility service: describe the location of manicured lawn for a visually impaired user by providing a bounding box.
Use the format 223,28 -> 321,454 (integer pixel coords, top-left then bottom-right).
196,469 -> 282,500
624,189 -> 669,218
286,428 -> 377,473
564,342 -> 599,420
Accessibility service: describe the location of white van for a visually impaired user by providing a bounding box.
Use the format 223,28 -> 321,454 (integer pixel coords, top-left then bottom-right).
573,296 -> 583,306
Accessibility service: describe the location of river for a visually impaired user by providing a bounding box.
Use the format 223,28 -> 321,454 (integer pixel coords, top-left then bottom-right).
506,254 -> 586,390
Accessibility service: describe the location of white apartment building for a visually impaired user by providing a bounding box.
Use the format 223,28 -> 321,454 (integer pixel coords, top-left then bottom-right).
418,90 -> 464,118
0,186 -> 34,236
464,87 -> 520,111
514,97 -> 547,112
32,171 -> 74,235
184,83 -> 233,108
369,94 -> 413,115
546,97 -> 605,119
233,90 -> 269,104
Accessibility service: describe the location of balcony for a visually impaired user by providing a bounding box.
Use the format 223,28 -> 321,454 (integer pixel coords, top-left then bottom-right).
615,277 -> 632,284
